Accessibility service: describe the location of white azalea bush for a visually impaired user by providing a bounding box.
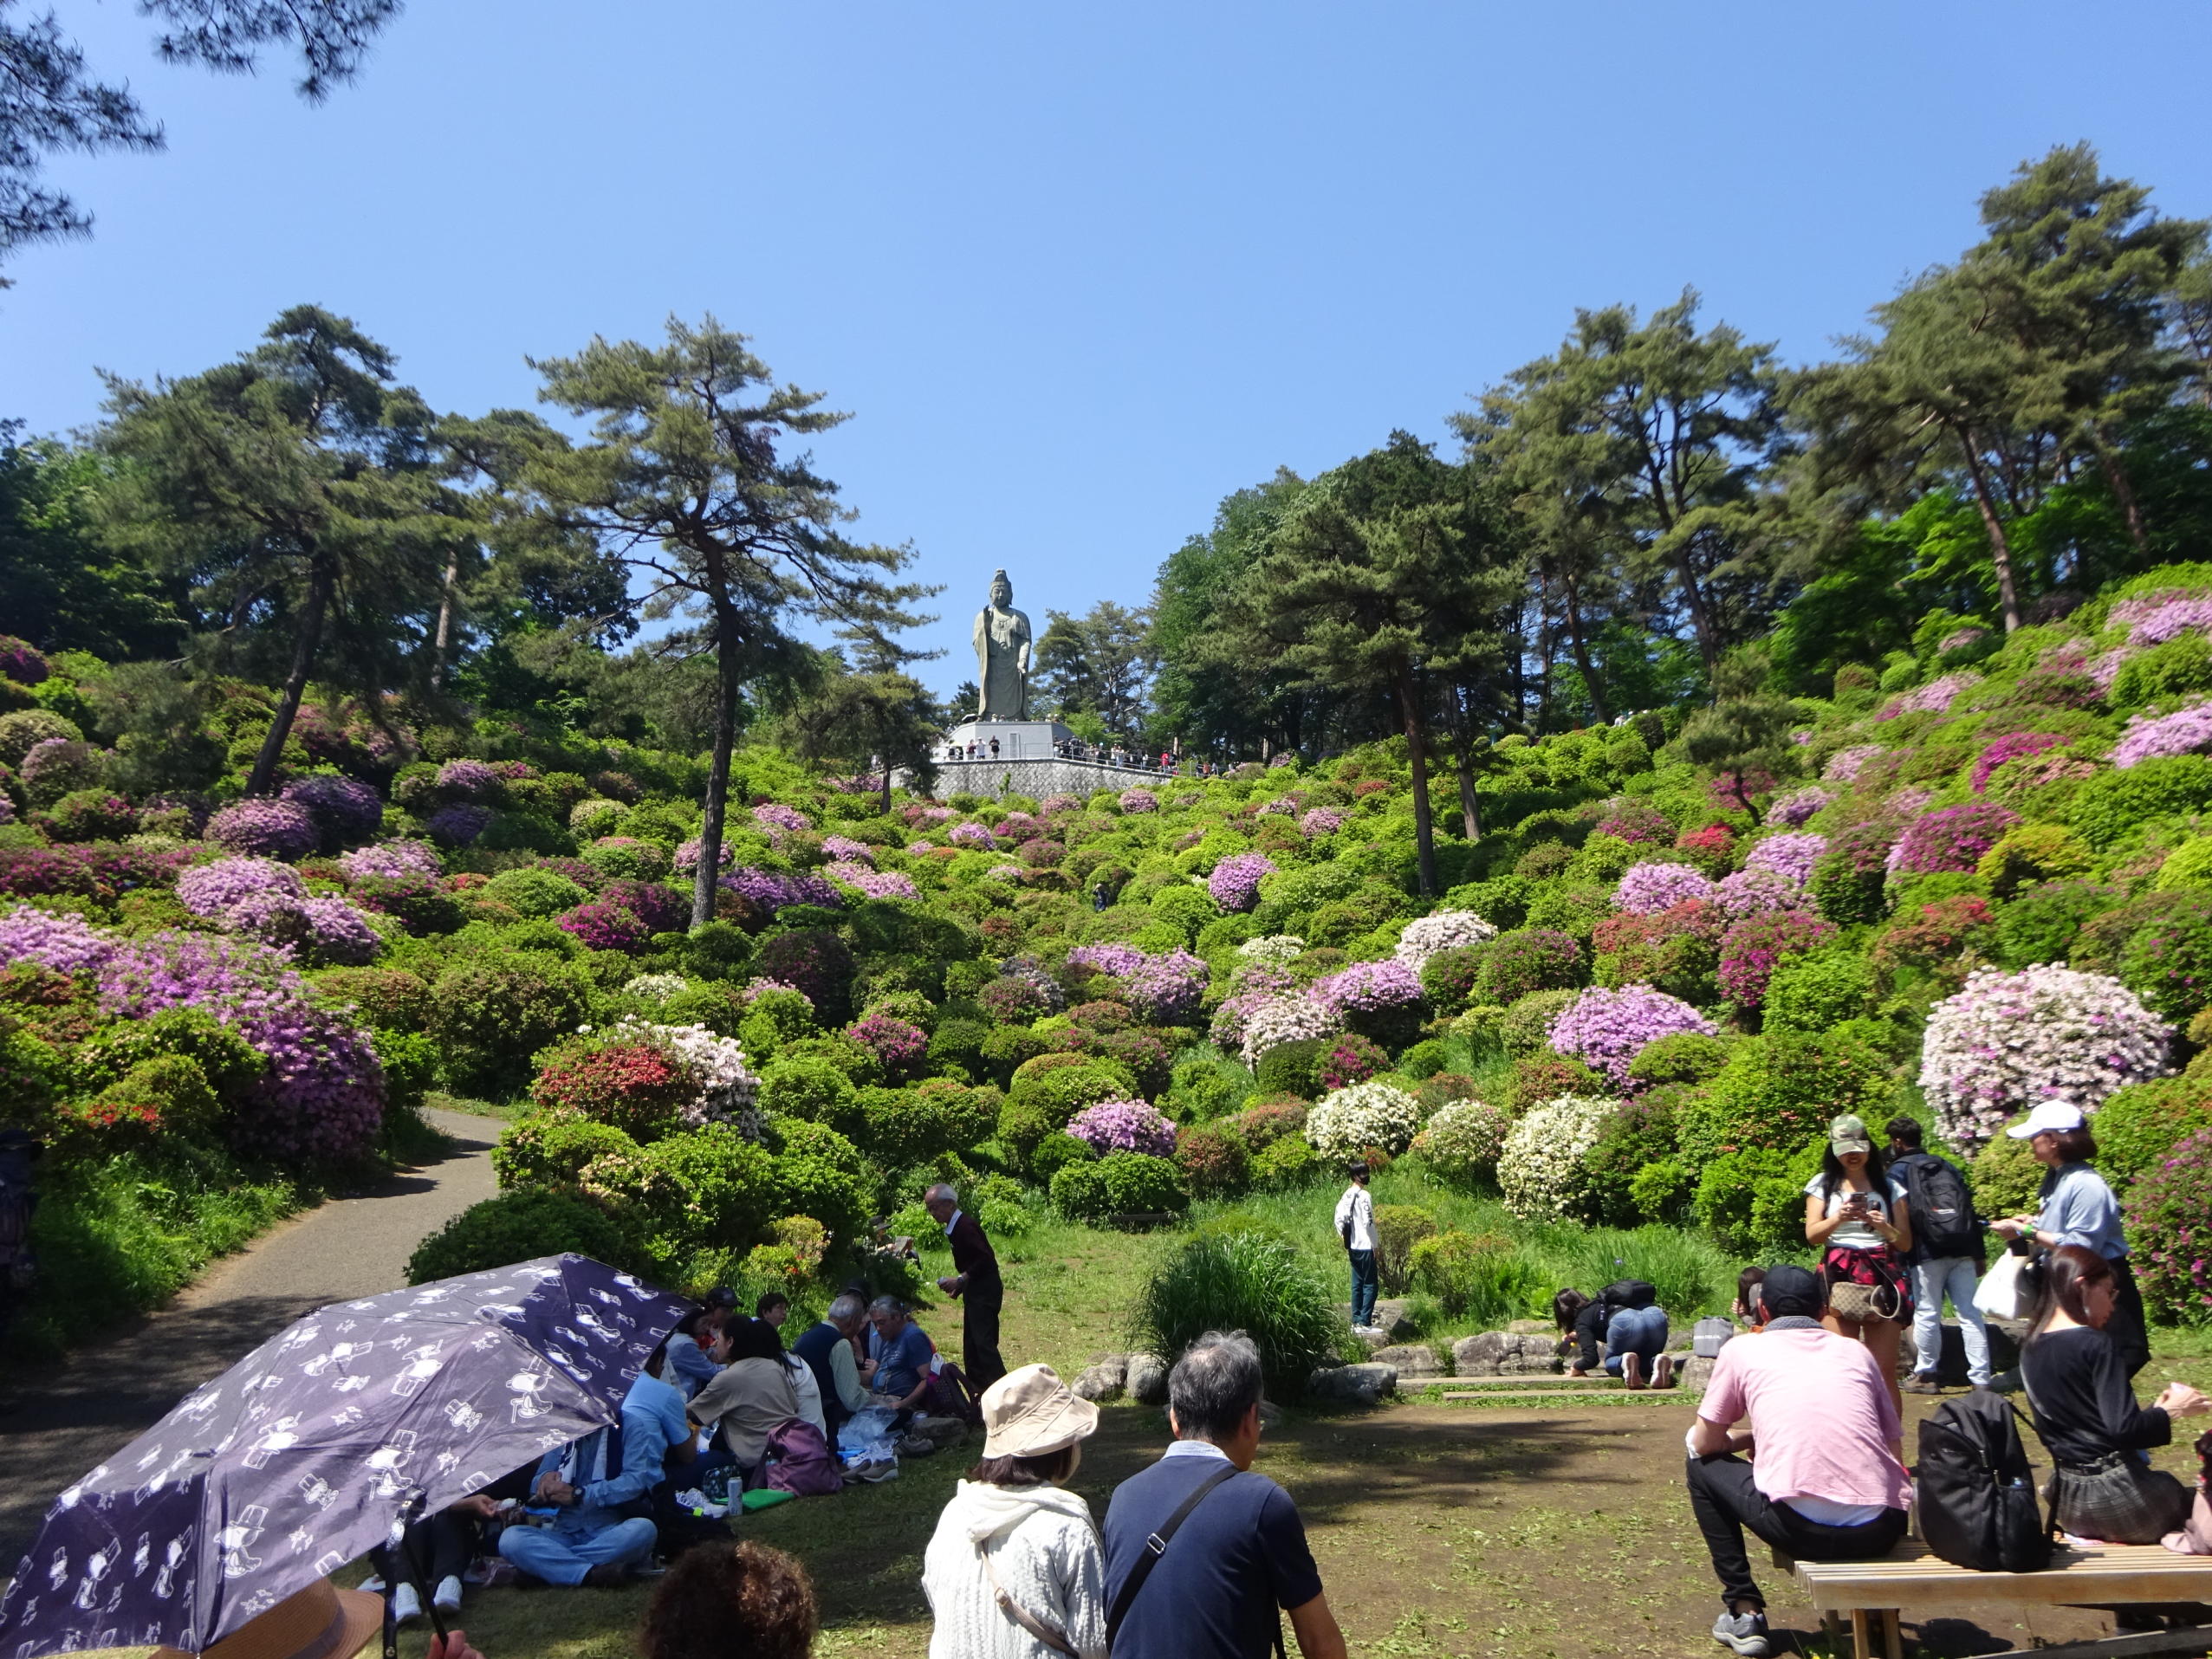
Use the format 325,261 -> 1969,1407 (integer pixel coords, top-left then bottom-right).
611,1016 -> 764,1137
1411,1097 -> 1511,1183
1238,992 -> 1340,1068
1918,965 -> 2170,1151
1392,910 -> 1498,973
1498,1095 -> 1621,1221
1306,1079 -> 1423,1158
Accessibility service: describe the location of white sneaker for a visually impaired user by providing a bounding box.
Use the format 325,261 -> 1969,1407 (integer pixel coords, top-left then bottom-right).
433,1576 -> 463,1613
357,1576 -> 386,1595
391,1584 -> 422,1626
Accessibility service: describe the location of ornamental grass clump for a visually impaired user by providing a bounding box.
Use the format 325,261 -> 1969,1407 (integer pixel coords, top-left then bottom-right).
1919,964 -> 2171,1151
1306,1079 -> 1421,1158
1067,1097 -> 1177,1157
1130,1230 -> 1339,1401
1544,984 -> 1718,1092
1497,1095 -> 1618,1221
1613,861 -> 1716,916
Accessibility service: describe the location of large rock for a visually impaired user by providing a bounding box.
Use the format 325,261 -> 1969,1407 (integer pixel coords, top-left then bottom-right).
1370,1343 -> 1443,1378
1451,1331 -> 1562,1377
1898,1318 -> 2023,1385
1072,1355 -> 1128,1401
1306,1362 -> 1398,1407
1125,1352 -> 1171,1405
1678,1354 -> 1716,1394
912,1413 -> 970,1445
1342,1298 -> 1419,1343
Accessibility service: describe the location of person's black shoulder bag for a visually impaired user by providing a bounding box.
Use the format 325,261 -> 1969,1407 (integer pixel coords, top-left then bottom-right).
1106,1462 -> 1242,1649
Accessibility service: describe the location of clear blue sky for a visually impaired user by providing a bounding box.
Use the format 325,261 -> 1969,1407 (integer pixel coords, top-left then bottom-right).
5,2 -> 2209,698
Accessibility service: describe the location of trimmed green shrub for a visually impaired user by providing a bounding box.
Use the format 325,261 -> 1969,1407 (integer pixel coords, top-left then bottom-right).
1625,1033 -> 1731,1090
1681,1026 -> 1891,1165
1476,929 -> 1586,1004
1174,1124 -> 1251,1197
2071,755 -> 2212,849
1255,1037 -> 1330,1098
2091,1078 -> 2212,1187
756,1056 -> 862,1138
1969,1126 -> 2044,1220
406,1190 -> 638,1284
1500,988 -> 1580,1056
1761,951 -> 1878,1036
1996,880 -> 2124,968
1250,1132 -> 1323,1190
482,866 -> 591,918
426,949 -> 595,1096
1409,1230 -> 1544,1323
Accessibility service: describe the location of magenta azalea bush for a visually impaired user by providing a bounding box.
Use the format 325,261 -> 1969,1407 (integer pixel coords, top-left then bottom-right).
1614,861 -> 1717,915
98,930 -> 386,1162
1067,1097 -> 1177,1157
1919,965 -> 2170,1150
2113,702 -> 2212,768
1887,803 -> 2021,876
1545,984 -> 1718,1091
207,797 -> 321,861
1118,788 -> 1158,813
1208,852 -> 1277,912
1718,911 -> 1834,1007
424,803 -> 492,846
847,1011 -> 929,1079
557,901 -> 654,953
1972,731 -> 2068,794
2129,1127 -> 2212,1325
1595,800 -> 1673,845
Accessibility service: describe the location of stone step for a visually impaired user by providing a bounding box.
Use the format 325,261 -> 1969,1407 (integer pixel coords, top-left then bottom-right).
1441,1373 -> 1621,1389
1434,1388 -> 1687,1405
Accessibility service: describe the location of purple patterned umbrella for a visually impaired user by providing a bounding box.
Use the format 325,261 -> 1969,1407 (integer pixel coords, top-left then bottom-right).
0,1254 -> 688,1659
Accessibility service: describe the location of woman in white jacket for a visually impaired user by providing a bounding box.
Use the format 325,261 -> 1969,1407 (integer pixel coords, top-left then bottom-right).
921,1363 -> 1107,1659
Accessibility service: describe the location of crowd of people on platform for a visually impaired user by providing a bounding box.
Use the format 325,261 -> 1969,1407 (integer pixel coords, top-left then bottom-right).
937,731 -> 1223,777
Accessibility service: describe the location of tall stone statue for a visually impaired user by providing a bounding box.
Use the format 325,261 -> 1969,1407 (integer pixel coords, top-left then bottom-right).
972,568 -> 1032,720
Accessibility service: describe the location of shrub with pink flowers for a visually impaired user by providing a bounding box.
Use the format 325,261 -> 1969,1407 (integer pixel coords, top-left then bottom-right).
1545,984 -> 1718,1091
436,759 -> 498,799
1744,833 -> 1826,891
2129,1126 -> 2212,1325
1768,786 -> 1833,826
1823,745 -> 1884,783
821,834 -> 874,865
840,867 -> 921,901
1318,1032 -> 1389,1091
1067,1098 -> 1177,1158
0,904 -> 116,975
1239,993 -> 1340,1068
279,774 -> 386,847
1879,672 -> 1978,718
177,857 -> 308,918
753,802 -> 812,836
340,839 -> 442,882
2113,595 -> 2212,647
1919,964 -> 2170,1150
0,635 -> 49,685
2112,702 -> 2212,768
1718,910 -> 1835,1008
1595,800 -> 1672,845
673,837 -> 736,876
1311,958 -> 1424,1017
557,901 -> 654,953
949,821 -> 996,848
1067,943 -> 1209,1023
97,930 -> 386,1163
722,868 -> 841,915
1393,910 -> 1498,972
207,797 -> 321,860
1886,803 -> 2021,876
596,879 -> 689,933
1039,794 -> 1083,814
1613,861 -> 1716,915
1118,788 -> 1158,813
847,1011 -> 929,1079
1208,852 -> 1277,912
1971,731 -> 2068,794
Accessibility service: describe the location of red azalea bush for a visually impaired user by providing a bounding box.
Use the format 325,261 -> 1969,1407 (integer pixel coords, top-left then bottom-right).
530,1035 -> 695,1137
1673,823 -> 1736,873
557,901 -> 653,954
1318,1032 -> 1389,1091
1174,1124 -> 1252,1196
1871,895 -> 1999,989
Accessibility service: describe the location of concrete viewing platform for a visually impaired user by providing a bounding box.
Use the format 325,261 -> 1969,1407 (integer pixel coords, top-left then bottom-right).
910,719 -> 1197,799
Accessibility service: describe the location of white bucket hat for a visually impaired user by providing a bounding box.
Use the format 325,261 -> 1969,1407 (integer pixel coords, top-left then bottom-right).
980,1363 -> 1100,1460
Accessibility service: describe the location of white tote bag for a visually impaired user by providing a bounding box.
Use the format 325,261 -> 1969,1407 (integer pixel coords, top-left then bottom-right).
1974,1251 -> 2028,1319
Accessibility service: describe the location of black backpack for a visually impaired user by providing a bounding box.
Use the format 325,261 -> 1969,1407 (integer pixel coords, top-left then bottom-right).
1901,1152 -> 1981,1260
1916,1391 -> 2050,1572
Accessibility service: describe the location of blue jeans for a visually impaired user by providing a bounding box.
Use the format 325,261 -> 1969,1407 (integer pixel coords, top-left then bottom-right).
1910,1257 -> 1992,1385
1348,1249 -> 1379,1326
1604,1306 -> 1669,1376
498,1517 -> 656,1585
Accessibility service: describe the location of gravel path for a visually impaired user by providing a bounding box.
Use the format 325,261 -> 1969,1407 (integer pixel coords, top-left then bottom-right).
0,1107 -> 501,1566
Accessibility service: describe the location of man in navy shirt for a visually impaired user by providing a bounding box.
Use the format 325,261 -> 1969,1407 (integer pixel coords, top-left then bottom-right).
1103,1332 -> 1346,1659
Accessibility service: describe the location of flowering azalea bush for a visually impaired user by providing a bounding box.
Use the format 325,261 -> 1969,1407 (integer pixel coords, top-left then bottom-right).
1119,788 -> 1158,813
1067,1097 -> 1177,1157
1544,984 -> 1718,1092
2113,702 -> 2212,768
1239,992 -> 1340,1068
177,857 -> 307,918
1824,744 -> 1884,782
1743,833 -> 1825,891
1393,909 -> 1498,971
1411,1098 -> 1510,1184
722,868 -> 840,915
1299,807 -> 1345,837
2129,1127 -> 2212,1325
424,803 -> 492,846
1919,965 -> 2171,1150
1497,1095 -> 1618,1221
1208,852 -> 1277,911
1887,803 -> 2021,876
206,797 -> 321,861
1596,800 -> 1673,845
1971,731 -> 2068,794
673,837 -> 736,876
1614,861 -> 1716,915
1718,910 -> 1835,1007
1881,672 -> 1978,718
0,904 -> 116,975
1318,1032 -> 1389,1091
1067,944 -> 1209,1023
1768,787 -> 1833,826
1716,865 -> 1806,917
1306,1079 -> 1421,1157
340,840 -> 442,883
847,1011 -> 929,1080
557,901 -> 654,953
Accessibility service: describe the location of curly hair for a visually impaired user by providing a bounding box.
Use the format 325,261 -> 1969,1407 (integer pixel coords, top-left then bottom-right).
640,1542 -> 817,1659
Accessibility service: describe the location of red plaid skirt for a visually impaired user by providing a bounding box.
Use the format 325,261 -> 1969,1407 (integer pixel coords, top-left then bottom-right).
1821,1245 -> 1913,1319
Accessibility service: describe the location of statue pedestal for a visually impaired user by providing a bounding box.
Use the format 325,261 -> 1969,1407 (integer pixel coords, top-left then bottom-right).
938,718 -> 1079,761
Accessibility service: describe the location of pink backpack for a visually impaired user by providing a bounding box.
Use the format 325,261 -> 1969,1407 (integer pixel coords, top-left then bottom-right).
763,1419 -> 843,1496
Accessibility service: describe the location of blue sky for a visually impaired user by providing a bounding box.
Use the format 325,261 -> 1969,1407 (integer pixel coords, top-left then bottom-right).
5,2 -> 2209,698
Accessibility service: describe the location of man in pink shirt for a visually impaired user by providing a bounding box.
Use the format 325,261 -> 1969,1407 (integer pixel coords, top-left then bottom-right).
1686,1264 -> 1911,1658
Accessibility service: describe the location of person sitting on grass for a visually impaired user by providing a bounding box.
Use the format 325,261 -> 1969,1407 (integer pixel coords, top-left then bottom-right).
1685,1264 -> 1911,1659
500,1356 -> 694,1588
864,1296 -> 939,1418
793,1294 -> 870,1440
1555,1280 -> 1673,1389
688,1316 -> 801,1487
639,1541 -> 820,1659
1732,1267 -> 1767,1332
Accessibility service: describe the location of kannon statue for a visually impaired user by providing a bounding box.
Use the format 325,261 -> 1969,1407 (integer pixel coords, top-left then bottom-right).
972,568 -> 1033,721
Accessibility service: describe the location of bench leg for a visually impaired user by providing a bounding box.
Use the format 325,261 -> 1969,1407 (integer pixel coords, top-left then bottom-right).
1883,1609 -> 1904,1659
1852,1609 -> 1873,1659
1824,1610 -> 1845,1657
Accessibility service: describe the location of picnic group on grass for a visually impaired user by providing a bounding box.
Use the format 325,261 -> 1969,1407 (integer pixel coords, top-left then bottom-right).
13,1116 -> 2212,1659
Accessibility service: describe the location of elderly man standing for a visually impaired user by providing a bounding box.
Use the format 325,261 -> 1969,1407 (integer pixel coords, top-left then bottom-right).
923,1180 -> 1006,1390
793,1293 -> 870,1439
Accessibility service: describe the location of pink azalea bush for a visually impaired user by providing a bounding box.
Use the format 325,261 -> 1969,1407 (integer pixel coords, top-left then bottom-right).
177,857 -> 308,918
753,802 -> 812,835
1067,943 -> 1209,1023
1393,909 -> 1498,971
1887,803 -> 2021,876
673,837 -> 736,876
1743,833 -> 1826,891
340,840 -> 442,883
847,1011 -> 928,1079
1879,673 -> 1978,719
1119,788 -> 1158,813
1613,861 -> 1717,915
1067,1098 -> 1177,1158
1309,958 -> 1424,1017
1824,745 -> 1885,783
558,901 -> 654,953
949,821 -> 996,848
1718,911 -> 1835,1008
1207,852 -> 1277,912
1238,992 -> 1340,1068
1595,800 -> 1673,845
840,867 -> 920,901
207,797 -> 321,861
1716,865 -> 1804,917
1919,965 -> 2170,1150
0,904 -> 116,975
1299,807 -> 1346,837
1972,731 -> 2068,794
821,834 -> 874,865
1545,984 -> 1718,1092
1768,786 -> 1833,826
2112,594 -> 2212,646
2112,702 -> 2212,768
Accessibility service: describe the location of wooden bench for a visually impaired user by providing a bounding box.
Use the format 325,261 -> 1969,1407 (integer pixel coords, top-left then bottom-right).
1778,1540 -> 2212,1659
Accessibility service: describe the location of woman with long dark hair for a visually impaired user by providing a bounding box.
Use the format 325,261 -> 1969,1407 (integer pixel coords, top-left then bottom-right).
2020,1244 -> 2208,1543
1991,1103 -> 2152,1377
1803,1113 -> 1912,1417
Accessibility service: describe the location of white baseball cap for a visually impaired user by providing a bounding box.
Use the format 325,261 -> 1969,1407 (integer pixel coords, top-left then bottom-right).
2006,1103 -> 2086,1139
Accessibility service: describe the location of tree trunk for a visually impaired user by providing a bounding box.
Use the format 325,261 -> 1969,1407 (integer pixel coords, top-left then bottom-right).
1559,570 -> 1612,723
245,552 -> 335,797
429,558 -> 460,690
692,586 -> 743,931
1396,661 -> 1437,897
1450,688 -> 1482,841
2083,425 -> 2150,557
1956,425 -> 2024,632
1674,546 -> 1721,672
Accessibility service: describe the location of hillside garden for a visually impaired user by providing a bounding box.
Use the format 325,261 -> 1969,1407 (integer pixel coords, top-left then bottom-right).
8,560 -> 2212,1375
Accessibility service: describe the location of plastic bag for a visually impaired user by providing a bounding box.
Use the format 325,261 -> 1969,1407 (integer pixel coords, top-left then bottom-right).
837,1405 -> 901,1468
1974,1252 -> 2027,1320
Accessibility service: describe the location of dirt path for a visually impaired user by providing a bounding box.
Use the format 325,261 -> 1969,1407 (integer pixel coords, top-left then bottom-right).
0,1107 -> 501,1566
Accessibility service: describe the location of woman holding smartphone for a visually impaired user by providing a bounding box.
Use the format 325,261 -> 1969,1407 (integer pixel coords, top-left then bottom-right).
1804,1112 -> 1913,1416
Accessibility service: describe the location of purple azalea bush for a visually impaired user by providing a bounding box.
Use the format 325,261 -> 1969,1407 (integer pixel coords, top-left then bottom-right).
721,868 -> 842,915
1068,943 -> 1210,1023
436,760 -> 498,799
1742,833 -> 1826,891
339,839 -> 442,883
1310,958 -> 1424,1016
97,930 -> 386,1163
821,834 -> 875,865
177,857 -> 308,919
1119,788 -> 1158,814
1768,787 -> 1834,827
2112,702 -> 2212,769
2112,594 -> 2212,646
673,837 -> 736,875
753,802 -> 813,835
949,821 -> 996,848
1299,807 -> 1346,837
1545,984 -> 1718,1091
1823,745 -> 1884,783
0,904 -> 116,975
1613,860 -> 1717,915
1208,852 -> 1277,912
1067,1097 -> 1177,1157
281,774 -> 386,847
1886,803 -> 2021,876
424,803 -> 493,847
207,797 -> 321,861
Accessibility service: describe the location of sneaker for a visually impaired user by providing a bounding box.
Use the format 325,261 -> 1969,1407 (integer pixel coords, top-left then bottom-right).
357,1576 -> 386,1595
581,1563 -> 631,1590
433,1576 -> 463,1614
390,1584 -> 423,1627
1904,1374 -> 1945,1395
1711,1609 -> 1772,1657
1623,1351 -> 1646,1390
1653,1353 -> 1676,1390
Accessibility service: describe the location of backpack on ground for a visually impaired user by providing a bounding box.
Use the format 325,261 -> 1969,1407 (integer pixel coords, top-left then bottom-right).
924,1360 -> 983,1426
1901,1152 -> 1981,1260
762,1419 -> 843,1497
1917,1391 -> 2051,1572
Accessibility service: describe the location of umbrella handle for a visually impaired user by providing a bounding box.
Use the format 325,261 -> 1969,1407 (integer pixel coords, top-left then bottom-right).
388,1493 -> 451,1651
